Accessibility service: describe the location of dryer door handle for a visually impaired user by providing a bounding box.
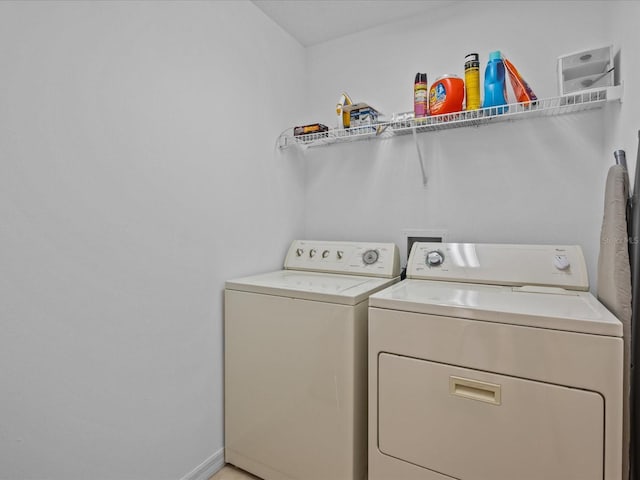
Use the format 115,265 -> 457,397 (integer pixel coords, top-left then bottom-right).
449,376 -> 502,406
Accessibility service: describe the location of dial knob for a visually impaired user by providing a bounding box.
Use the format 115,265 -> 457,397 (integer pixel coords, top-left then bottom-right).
296,248 -> 304,257
336,250 -> 344,260
553,254 -> 570,270
362,249 -> 379,265
426,250 -> 444,267
322,250 -> 330,258
309,249 -> 316,258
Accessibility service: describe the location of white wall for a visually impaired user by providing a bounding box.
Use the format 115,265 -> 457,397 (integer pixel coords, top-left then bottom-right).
605,1 -> 640,185
0,1 -> 305,479
302,1 -> 628,287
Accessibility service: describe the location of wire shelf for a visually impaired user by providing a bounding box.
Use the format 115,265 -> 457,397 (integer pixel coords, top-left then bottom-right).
278,86 -> 622,149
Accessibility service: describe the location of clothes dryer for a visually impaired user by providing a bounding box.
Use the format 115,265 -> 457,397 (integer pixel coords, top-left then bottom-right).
225,240 -> 400,480
368,242 -> 623,480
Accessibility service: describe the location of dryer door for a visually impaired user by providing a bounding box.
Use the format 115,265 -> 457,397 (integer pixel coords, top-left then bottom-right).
377,353 -> 604,480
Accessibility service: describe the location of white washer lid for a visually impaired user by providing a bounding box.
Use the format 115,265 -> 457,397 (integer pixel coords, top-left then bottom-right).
226,270 -> 398,305
370,279 -> 622,336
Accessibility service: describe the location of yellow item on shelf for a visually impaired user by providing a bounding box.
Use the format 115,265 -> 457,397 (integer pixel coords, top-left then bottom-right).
336,92 -> 353,128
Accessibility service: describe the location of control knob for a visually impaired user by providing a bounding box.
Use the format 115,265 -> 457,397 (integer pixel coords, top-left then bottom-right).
296,248 -> 304,257
362,249 -> 379,265
426,250 -> 444,267
553,254 -> 570,270
336,250 -> 344,260
309,249 -> 316,258
322,250 -> 330,258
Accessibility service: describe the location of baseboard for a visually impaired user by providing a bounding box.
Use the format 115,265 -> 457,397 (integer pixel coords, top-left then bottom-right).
180,448 -> 225,480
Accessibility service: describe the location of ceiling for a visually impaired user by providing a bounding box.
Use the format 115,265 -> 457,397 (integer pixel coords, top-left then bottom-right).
251,0 -> 454,47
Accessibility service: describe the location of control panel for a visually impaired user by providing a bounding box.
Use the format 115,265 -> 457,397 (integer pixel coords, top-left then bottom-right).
284,240 -> 401,278
407,242 -> 589,291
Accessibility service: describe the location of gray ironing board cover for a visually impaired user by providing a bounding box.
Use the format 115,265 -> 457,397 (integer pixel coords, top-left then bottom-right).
598,163 -> 632,480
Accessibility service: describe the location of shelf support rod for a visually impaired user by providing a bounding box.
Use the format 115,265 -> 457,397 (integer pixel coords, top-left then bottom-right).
412,127 -> 428,186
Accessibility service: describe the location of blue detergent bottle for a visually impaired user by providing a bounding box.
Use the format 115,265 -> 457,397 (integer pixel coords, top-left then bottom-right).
482,50 -> 508,114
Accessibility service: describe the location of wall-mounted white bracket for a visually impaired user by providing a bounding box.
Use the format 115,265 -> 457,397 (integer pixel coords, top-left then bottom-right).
412,126 -> 428,187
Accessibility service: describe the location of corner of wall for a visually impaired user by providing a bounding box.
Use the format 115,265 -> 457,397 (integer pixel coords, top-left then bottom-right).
180,449 -> 225,480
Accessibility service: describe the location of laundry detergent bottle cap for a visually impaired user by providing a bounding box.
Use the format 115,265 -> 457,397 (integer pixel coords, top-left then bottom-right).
482,50 -> 508,113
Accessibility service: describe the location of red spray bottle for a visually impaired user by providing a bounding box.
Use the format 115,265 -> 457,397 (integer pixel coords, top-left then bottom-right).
414,73 -> 428,118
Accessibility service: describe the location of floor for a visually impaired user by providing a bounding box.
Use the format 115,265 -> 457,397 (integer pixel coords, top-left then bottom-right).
209,465 -> 261,480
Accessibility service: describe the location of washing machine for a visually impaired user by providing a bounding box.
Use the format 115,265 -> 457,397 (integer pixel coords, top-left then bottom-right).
225,240 -> 400,480
368,242 -> 623,480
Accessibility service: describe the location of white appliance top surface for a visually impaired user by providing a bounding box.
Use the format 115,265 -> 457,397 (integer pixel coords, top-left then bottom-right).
370,279 -> 622,336
226,270 -> 397,305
